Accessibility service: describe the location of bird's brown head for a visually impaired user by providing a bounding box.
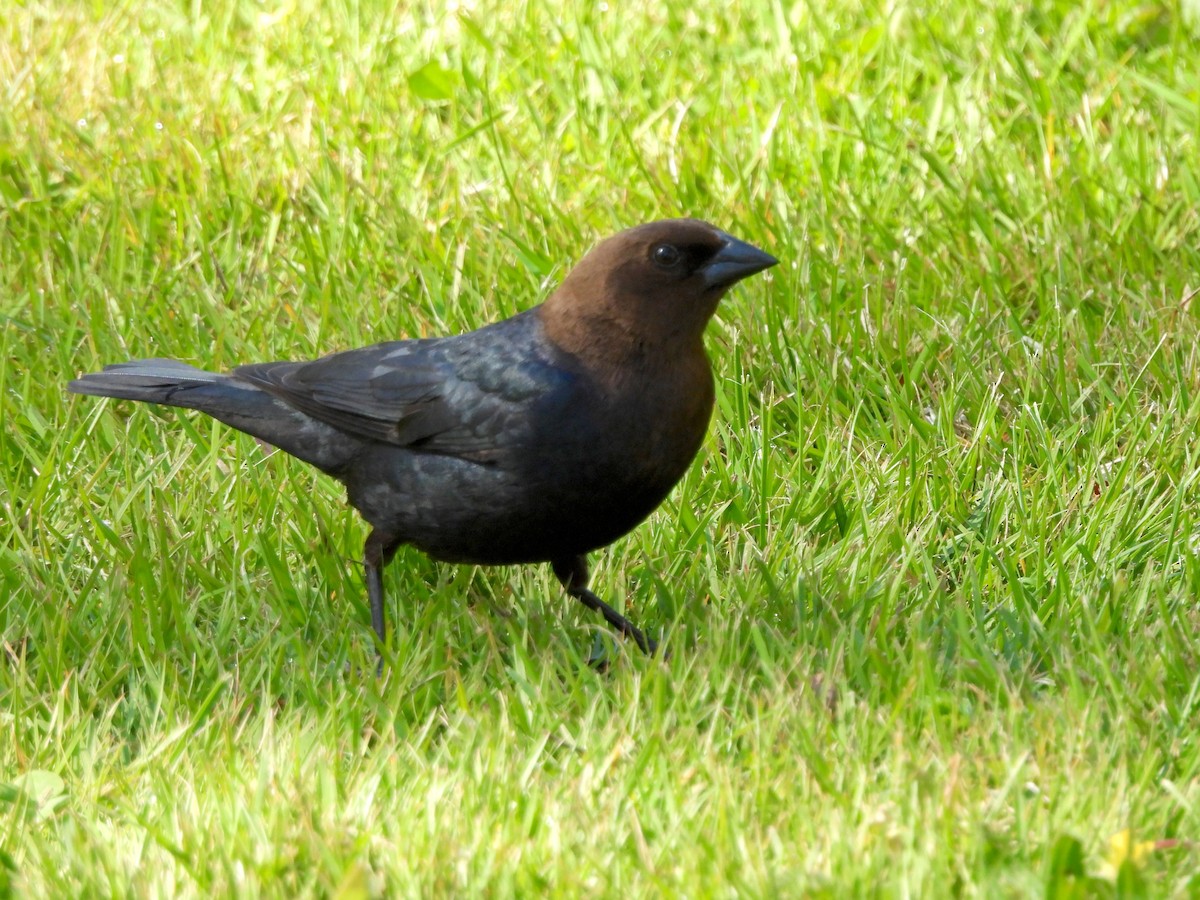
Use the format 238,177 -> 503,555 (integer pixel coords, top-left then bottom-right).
541,218 -> 778,371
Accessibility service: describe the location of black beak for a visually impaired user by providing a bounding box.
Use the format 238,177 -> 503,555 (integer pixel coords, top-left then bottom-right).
700,233 -> 779,290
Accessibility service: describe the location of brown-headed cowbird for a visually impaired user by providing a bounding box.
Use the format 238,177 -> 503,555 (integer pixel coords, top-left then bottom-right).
69,219 -> 777,658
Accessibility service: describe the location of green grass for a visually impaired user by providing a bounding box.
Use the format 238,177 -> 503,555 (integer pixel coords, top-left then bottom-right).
3,0 -> 1200,894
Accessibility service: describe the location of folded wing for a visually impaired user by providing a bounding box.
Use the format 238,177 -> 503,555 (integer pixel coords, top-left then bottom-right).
234,311 -> 572,461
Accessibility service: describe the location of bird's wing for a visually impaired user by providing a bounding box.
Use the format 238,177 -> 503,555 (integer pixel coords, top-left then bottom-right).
233,312 -> 572,459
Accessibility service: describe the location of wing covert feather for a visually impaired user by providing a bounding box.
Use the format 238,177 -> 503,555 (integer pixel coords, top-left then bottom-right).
233,310 -> 572,457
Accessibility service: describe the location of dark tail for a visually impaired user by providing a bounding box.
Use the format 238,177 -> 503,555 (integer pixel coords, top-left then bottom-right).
68,358 -> 363,475
68,358 -> 232,405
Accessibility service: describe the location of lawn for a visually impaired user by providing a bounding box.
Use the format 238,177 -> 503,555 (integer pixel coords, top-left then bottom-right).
3,0 -> 1200,895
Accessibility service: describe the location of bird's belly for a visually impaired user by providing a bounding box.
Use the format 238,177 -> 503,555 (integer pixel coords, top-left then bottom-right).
344,442 -> 692,565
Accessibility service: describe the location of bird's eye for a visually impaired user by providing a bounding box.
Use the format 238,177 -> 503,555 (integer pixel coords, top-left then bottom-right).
652,243 -> 682,269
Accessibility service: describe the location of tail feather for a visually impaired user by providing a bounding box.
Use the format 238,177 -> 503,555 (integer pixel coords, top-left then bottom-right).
68,357 -> 364,474
68,358 -> 229,404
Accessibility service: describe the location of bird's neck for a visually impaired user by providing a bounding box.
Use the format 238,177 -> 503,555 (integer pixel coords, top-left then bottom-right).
537,295 -> 711,388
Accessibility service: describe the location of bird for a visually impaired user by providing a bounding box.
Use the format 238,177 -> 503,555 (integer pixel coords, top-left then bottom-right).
69,218 -> 778,660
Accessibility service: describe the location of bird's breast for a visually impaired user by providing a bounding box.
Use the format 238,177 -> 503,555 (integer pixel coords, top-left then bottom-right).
520,351 -> 716,530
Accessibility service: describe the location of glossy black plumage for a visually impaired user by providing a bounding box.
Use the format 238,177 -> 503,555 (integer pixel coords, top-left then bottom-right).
68,219 -> 778,658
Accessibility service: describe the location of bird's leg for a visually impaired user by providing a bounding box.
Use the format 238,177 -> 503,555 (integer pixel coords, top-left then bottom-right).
363,530 -> 401,658
552,555 -> 658,656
